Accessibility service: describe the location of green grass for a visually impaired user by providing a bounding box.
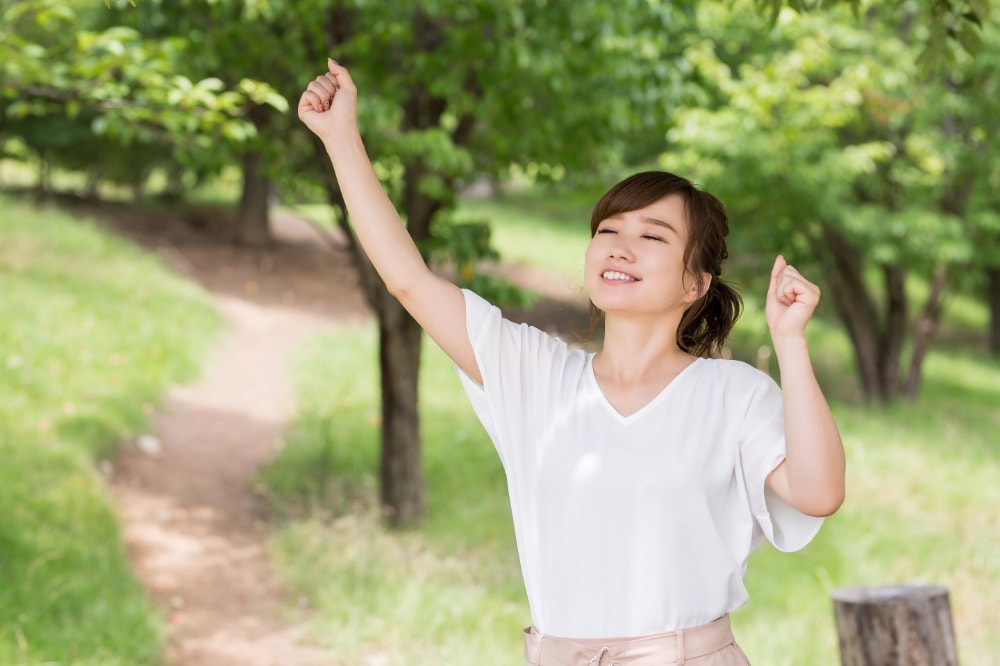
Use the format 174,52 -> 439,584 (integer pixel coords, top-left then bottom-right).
738,345 -> 1000,663
456,192 -> 594,287
263,192 -> 1000,664
261,325 -> 525,664
0,194 -> 221,664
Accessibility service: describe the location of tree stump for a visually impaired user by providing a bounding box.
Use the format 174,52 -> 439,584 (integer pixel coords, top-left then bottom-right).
832,584 -> 958,666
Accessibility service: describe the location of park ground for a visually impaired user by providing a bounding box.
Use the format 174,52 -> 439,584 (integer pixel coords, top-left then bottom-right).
104,207 -> 363,665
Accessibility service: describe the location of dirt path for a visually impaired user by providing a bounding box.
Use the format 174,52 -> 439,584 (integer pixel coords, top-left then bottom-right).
109,211 -> 367,665
102,205 -> 589,665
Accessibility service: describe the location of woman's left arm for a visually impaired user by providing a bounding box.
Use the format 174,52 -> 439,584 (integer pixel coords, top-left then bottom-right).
764,255 -> 846,517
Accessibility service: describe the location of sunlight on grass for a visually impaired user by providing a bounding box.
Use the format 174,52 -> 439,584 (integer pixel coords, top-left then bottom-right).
0,195 -> 221,663
263,325 -> 525,664
457,196 -> 591,287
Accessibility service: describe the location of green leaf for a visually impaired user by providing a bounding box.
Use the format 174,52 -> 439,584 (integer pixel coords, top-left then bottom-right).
263,91 -> 289,113
955,21 -> 984,54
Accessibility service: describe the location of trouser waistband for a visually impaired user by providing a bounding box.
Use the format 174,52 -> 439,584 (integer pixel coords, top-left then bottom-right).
524,614 -> 737,665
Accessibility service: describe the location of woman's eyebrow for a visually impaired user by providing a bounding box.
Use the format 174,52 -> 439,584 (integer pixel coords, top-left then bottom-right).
605,214 -> 680,236
642,217 -> 679,235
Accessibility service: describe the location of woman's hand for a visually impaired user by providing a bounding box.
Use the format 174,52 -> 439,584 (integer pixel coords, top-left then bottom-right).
766,255 -> 820,340
764,254 -> 845,517
297,58 -> 358,141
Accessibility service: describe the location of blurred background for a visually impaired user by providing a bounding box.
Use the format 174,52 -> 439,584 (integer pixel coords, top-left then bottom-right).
2,0 -> 998,664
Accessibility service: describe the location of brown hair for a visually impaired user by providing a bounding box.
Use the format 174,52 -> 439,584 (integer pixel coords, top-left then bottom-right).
583,171 -> 742,357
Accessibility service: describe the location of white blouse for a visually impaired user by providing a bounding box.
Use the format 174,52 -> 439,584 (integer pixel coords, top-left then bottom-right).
455,290 -> 823,638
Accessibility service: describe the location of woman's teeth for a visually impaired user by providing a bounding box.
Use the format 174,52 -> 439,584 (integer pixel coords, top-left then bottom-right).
602,271 -> 636,281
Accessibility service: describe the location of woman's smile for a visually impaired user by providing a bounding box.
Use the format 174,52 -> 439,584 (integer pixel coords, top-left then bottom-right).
585,195 -> 695,314
602,269 -> 639,283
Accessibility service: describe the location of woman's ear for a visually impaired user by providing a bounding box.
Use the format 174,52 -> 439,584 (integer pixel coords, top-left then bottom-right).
683,271 -> 713,303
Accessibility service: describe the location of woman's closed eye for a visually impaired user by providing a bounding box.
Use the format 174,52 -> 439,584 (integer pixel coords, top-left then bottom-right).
596,228 -> 665,242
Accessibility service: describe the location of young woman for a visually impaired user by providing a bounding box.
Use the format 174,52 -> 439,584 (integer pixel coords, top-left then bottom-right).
299,60 -> 845,666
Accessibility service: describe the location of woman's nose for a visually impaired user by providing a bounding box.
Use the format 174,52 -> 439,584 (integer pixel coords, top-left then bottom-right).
609,238 -> 634,261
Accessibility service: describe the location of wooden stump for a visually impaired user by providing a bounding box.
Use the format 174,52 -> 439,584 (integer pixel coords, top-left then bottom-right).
832,584 -> 958,666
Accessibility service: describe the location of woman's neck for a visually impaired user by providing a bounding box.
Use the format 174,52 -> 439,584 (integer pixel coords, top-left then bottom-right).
596,314 -> 693,383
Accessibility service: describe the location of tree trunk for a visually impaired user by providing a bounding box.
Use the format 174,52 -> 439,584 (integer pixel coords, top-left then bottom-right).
36,154 -> 52,200
832,584 -> 958,666
236,149 -> 272,246
374,156 -> 442,528
163,164 -> 186,203
83,166 -> 102,201
819,225 -> 896,401
377,299 -> 425,528
905,265 -> 948,399
989,267 -> 1000,355
882,265 -> 907,395
315,137 -> 432,529
130,173 -> 146,203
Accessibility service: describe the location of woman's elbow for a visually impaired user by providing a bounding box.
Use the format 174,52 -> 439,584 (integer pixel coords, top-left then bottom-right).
801,489 -> 845,517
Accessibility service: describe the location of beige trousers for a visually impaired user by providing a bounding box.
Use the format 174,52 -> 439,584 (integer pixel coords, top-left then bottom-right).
523,614 -> 751,666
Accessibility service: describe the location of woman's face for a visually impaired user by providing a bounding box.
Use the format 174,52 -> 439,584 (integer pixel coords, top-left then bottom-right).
584,195 -> 704,318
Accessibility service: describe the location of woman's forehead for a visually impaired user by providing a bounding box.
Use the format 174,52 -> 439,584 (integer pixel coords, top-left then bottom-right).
612,196 -> 689,234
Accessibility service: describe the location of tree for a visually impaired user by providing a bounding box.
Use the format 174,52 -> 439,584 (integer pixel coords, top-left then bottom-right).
664,2 -> 999,401
0,0 -> 286,200
100,0 -> 306,244
956,22 -> 1000,354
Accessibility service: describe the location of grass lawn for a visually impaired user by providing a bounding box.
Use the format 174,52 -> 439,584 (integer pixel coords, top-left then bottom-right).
0,195 -> 220,664
263,192 -> 1000,664
456,191 -> 595,286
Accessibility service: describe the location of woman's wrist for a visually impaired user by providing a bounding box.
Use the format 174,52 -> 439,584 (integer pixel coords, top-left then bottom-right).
320,123 -> 361,148
770,334 -> 812,372
323,127 -> 366,163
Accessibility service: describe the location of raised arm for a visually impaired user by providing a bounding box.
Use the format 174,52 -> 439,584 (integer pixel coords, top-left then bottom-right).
298,59 -> 481,383
763,255 -> 846,517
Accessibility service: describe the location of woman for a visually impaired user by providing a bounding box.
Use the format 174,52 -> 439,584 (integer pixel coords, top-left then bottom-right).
299,59 -> 845,666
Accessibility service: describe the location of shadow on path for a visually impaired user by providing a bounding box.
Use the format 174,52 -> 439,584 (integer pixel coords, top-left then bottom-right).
112,295 -> 338,666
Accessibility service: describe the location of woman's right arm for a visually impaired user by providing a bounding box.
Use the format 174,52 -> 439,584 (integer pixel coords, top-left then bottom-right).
298,59 -> 481,384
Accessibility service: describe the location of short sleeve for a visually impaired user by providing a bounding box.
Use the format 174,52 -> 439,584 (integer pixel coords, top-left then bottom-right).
453,289 -> 571,470
454,290 -> 504,462
738,372 -> 824,553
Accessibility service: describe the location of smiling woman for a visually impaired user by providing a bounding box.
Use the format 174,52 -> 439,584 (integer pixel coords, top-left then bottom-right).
587,200 -> 698,318
298,59 -> 845,665
581,172 -> 743,359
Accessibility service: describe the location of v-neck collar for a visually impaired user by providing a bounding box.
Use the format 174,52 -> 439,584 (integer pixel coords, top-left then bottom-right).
586,355 -> 704,425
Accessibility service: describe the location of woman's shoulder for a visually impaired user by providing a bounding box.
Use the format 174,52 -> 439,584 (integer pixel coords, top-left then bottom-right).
462,288 -> 576,356
695,357 -> 779,389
